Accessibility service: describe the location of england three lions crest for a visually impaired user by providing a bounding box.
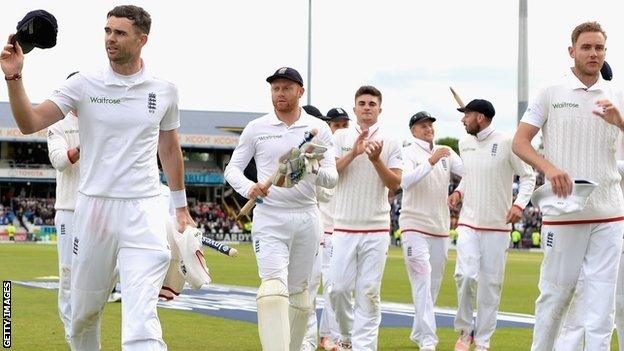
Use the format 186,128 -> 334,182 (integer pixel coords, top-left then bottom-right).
148,92 -> 156,114
491,143 -> 498,156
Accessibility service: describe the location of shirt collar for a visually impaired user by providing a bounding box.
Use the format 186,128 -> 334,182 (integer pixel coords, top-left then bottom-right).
413,137 -> 434,152
268,108 -> 311,128
103,60 -> 150,86
476,125 -> 495,141
355,121 -> 380,138
565,68 -> 607,92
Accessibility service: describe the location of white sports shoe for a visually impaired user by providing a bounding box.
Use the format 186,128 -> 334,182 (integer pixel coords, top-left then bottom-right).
475,346 -> 489,351
420,346 -> 436,351
336,340 -> 352,350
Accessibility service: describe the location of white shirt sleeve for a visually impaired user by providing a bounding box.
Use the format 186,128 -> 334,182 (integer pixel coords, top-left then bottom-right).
48,74 -> 84,115
401,163 -> 432,189
224,125 -> 256,198
387,139 -> 404,170
520,87 -> 549,128
455,179 -> 465,197
316,185 -> 334,203
617,160 -> 624,176
449,149 -> 465,177
333,130 -> 346,159
314,125 -> 338,189
509,145 -> 537,208
160,85 -> 181,131
47,120 -> 72,172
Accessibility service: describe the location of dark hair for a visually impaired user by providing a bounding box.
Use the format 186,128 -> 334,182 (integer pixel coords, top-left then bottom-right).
571,21 -> 606,45
355,85 -> 382,104
107,5 -> 151,35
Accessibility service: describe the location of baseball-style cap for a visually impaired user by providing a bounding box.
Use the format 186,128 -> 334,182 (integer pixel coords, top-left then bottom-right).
601,61 -> 613,81
13,10 -> 58,54
409,111 -> 436,128
266,67 -> 304,86
302,105 -> 327,120
326,107 -> 350,121
457,99 -> 496,119
531,179 -> 598,216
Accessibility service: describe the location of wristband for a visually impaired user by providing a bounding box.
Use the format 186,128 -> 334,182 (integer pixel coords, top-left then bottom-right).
170,189 -> 187,208
5,73 -> 22,81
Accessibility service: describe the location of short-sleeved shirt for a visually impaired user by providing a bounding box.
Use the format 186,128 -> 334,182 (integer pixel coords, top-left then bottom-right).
49,63 -> 180,199
521,71 -> 624,221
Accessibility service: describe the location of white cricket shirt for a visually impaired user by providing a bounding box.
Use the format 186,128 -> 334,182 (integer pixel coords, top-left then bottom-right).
522,71 -> 624,223
48,63 -> 180,199
457,127 -> 536,231
399,138 -> 464,236
224,110 -> 337,210
332,123 -> 403,231
47,112 -> 80,211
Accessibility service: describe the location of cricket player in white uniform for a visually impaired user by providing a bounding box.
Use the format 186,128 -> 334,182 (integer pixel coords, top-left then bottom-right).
224,67 -> 338,351
555,159 -> 624,351
301,107 -> 350,351
1,6 -> 194,350
400,111 -> 464,351
513,21 -> 624,351
448,99 -> 535,351
47,108 -> 80,343
329,86 -> 403,350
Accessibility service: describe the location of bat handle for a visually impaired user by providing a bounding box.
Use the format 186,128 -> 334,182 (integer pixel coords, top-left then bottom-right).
202,237 -> 239,257
235,179 -> 273,220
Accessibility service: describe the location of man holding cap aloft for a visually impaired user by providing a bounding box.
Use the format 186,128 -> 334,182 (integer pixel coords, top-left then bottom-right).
225,67 -> 337,351
400,111 -> 464,350
2,6 -> 194,350
449,99 -> 535,351
513,21 -> 624,350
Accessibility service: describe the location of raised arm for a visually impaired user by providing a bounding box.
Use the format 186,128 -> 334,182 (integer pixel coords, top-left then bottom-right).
1,36 -> 64,133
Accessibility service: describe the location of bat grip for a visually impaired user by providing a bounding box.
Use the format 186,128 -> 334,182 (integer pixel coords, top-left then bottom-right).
236,178 -> 273,220
202,237 -> 236,256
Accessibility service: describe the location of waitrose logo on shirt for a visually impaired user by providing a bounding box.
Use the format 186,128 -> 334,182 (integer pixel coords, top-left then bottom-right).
552,102 -> 579,109
89,96 -> 121,104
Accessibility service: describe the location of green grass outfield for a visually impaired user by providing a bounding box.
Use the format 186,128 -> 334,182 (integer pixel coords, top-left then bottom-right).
0,243 -> 618,350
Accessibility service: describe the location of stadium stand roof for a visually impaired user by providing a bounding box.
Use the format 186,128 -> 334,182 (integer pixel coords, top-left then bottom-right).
0,101 -> 266,149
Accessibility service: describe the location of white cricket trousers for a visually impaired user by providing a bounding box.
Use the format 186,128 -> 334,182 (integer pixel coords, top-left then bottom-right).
617,245 -> 624,351
70,194 -> 170,351
532,221 -> 623,351
556,237 -> 624,351
329,231 -> 390,350
56,209 -> 75,343
302,233 -> 344,348
401,232 -> 449,348
302,240 -> 323,349
252,204 -> 321,294
454,226 -> 510,349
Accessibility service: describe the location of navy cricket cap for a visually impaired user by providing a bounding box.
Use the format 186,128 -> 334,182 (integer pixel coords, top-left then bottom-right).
457,99 -> 496,119
409,111 -> 436,128
14,10 -> 58,54
266,67 -> 304,86
302,105 -> 327,120
326,107 -> 350,121
601,61 -> 612,81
